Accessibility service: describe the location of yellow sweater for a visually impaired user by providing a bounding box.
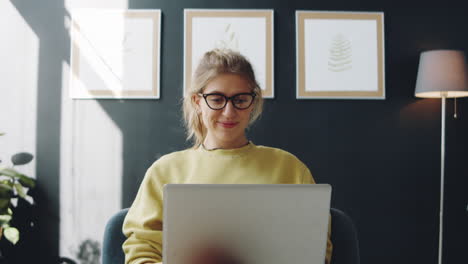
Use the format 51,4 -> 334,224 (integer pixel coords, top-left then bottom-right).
123,142 -> 333,264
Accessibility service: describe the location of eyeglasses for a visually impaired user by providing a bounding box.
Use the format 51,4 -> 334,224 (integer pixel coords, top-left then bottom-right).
199,92 -> 256,110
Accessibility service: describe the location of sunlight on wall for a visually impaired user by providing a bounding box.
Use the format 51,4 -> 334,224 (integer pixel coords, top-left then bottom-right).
69,9 -> 127,98
60,1 -> 128,262
0,0 -> 39,177
60,62 -> 123,259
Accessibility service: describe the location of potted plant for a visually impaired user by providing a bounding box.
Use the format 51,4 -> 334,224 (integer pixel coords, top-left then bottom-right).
0,132 -> 36,245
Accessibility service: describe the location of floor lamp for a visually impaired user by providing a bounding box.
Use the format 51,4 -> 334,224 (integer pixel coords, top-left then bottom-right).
415,50 -> 468,264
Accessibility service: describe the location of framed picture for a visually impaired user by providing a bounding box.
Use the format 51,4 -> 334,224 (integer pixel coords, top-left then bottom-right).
184,9 -> 274,98
70,9 -> 161,99
296,11 -> 385,99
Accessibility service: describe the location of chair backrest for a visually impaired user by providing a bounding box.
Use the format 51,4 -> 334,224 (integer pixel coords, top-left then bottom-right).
102,208 -> 360,264
102,208 -> 128,264
330,208 -> 361,264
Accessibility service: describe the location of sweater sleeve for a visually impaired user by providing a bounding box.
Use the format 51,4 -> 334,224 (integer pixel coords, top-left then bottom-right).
122,162 -> 165,264
302,166 -> 333,264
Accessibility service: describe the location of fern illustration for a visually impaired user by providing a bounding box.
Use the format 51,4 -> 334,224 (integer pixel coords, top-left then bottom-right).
215,23 -> 239,50
328,34 -> 352,72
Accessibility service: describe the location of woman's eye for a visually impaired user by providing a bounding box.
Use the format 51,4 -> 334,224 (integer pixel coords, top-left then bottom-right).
209,97 -> 224,103
233,99 -> 246,104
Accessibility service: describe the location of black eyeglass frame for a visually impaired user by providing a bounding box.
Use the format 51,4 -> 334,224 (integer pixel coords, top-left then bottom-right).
198,92 -> 257,110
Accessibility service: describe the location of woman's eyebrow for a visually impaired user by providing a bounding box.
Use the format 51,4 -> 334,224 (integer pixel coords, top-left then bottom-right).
204,90 -> 224,94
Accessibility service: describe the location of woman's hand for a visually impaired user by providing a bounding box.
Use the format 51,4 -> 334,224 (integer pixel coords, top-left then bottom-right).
186,245 -> 243,264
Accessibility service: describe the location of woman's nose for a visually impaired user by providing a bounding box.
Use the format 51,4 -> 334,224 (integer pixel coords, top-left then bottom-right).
222,100 -> 237,116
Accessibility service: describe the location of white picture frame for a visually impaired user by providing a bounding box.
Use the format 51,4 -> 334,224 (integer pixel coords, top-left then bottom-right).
296,11 -> 385,99
70,9 -> 161,99
184,9 -> 274,98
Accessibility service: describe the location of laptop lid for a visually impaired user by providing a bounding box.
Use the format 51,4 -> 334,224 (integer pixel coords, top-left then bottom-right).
163,184 -> 331,264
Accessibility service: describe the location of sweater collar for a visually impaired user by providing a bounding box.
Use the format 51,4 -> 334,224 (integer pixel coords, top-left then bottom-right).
198,141 -> 255,157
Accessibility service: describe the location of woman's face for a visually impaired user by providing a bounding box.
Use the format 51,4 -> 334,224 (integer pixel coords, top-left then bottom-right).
195,73 -> 254,149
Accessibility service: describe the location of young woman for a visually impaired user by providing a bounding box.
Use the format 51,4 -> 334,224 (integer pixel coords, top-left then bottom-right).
122,49 -> 333,264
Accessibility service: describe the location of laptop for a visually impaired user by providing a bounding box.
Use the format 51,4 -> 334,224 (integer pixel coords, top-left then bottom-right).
163,184 -> 331,264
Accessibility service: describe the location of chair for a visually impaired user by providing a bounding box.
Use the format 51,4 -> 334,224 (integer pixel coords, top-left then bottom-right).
102,208 -> 360,264
102,208 -> 129,264
329,208 -> 361,264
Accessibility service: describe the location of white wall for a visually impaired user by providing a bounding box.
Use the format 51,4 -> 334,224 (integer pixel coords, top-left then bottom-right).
60,1 -> 128,262
2,0 -> 128,262
0,0 -> 38,178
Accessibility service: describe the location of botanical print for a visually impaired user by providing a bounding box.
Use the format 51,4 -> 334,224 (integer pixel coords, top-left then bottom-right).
70,9 -> 161,99
328,34 -> 352,72
297,11 -> 385,99
184,9 -> 274,98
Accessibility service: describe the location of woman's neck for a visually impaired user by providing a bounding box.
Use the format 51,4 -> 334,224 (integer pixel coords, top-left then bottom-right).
203,138 -> 249,150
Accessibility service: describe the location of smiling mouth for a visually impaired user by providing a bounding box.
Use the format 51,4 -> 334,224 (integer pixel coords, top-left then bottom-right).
218,122 -> 238,128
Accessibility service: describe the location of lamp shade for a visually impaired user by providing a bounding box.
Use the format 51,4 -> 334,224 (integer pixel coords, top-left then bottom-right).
415,50 -> 468,98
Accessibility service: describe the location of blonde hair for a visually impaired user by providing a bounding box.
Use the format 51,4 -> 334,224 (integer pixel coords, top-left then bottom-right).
183,49 -> 264,147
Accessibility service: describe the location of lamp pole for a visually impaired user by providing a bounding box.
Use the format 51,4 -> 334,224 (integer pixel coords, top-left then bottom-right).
438,94 -> 446,264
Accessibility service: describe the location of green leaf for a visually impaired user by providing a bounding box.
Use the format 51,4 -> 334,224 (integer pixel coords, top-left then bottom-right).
11,152 -> 34,166
0,214 -> 12,225
0,168 -> 36,188
24,195 -> 34,205
14,183 -> 27,199
0,132 -> 5,136
0,180 -> 12,186
0,183 -> 13,191
18,175 -> 35,188
0,168 -> 17,178
0,200 -> 9,214
4,227 -> 19,244
0,185 -> 13,199
0,208 -> 13,218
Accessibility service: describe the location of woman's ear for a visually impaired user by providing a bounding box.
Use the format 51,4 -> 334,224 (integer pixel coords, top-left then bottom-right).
192,94 -> 201,113
192,94 -> 200,105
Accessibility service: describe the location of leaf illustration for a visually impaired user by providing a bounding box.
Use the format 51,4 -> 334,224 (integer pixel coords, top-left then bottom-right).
215,23 -> 239,50
328,34 -> 353,72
